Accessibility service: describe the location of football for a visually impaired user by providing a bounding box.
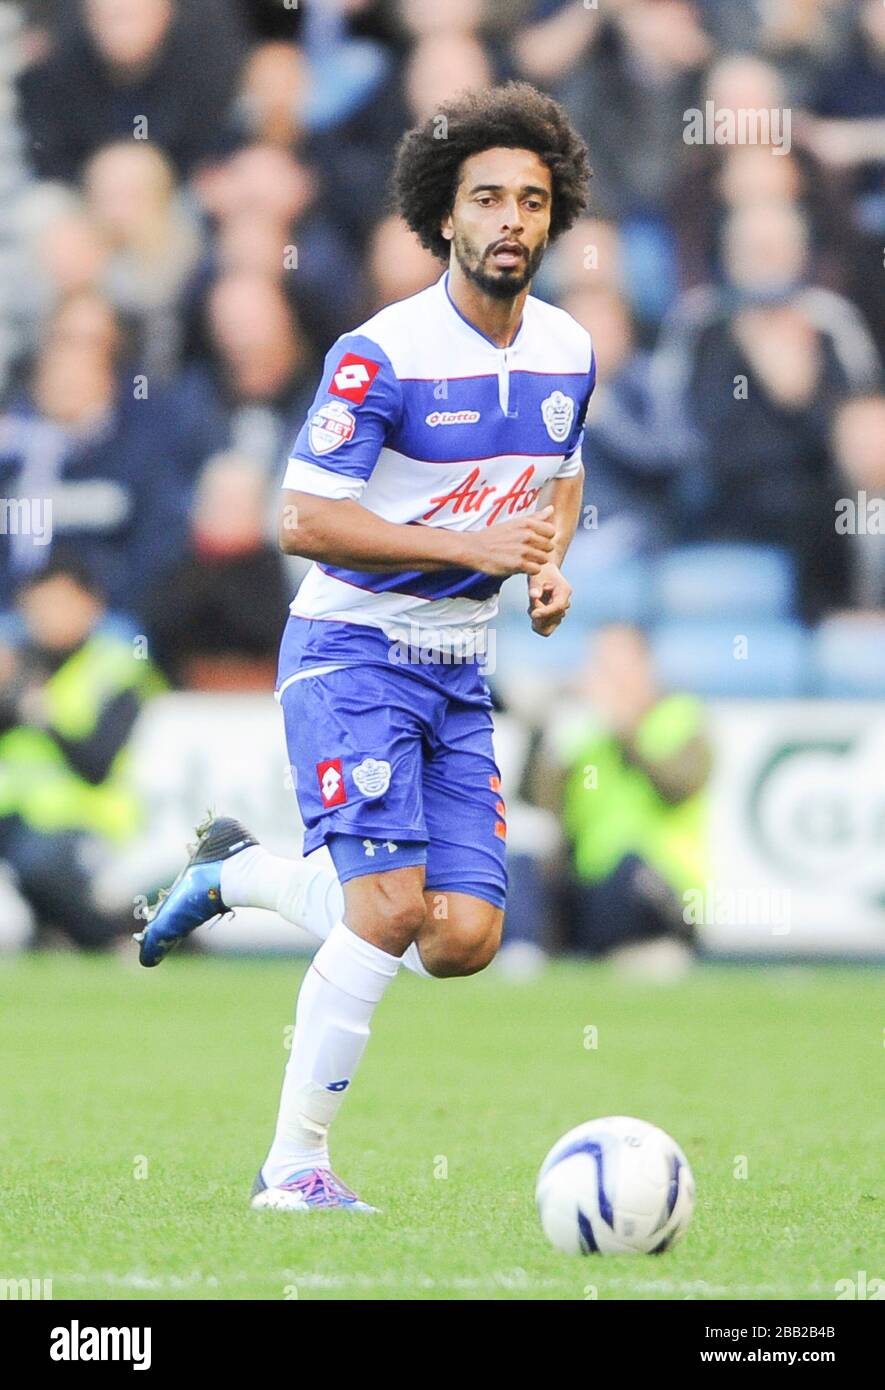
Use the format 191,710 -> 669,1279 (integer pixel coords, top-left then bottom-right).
536,1116 -> 695,1255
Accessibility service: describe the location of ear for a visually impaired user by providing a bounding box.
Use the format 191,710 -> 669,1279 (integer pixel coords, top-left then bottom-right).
440,213 -> 454,242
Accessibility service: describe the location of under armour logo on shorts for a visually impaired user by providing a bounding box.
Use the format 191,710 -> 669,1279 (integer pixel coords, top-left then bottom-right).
363,839 -> 398,857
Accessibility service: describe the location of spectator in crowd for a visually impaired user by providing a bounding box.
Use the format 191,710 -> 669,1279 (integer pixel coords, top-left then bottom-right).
527,0 -> 711,222
296,0 -> 394,134
799,0 -> 885,356
512,0 -> 712,322
0,290 -> 224,617
3,183 -> 108,398
31,200 -> 107,301
395,0 -> 485,39
674,54 -> 850,297
691,0 -> 762,53
564,284 -> 677,562
801,0 -> 885,192
190,142 -> 359,356
365,215 -> 441,313
536,211 -> 674,341
233,39 -> 311,150
306,10 -> 494,247
511,0 -> 606,89
537,216 -> 625,304
653,199 -> 881,617
402,30 -> 493,126
198,271 -> 315,473
17,0 -> 247,181
82,141 -> 203,379
755,0 -> 852,105
544,624 -> 710,965
832,394 -> 885,611
143,451 -> 288,691
0,556 -> 164,950
195,139 -> 315,229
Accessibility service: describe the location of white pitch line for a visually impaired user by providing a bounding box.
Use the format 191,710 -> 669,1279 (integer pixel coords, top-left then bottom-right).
53,1271 -> 833,1297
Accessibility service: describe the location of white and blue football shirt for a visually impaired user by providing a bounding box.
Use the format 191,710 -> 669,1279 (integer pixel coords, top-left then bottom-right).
282,270 -> 595,639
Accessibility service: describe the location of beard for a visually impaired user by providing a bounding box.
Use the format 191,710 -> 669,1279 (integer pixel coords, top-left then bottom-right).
452,228 -> 547,300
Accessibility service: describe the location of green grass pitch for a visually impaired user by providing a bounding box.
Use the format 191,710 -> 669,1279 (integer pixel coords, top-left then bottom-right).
1,952 -> 882,1301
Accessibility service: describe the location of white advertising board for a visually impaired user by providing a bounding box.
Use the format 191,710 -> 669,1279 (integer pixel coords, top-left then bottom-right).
704,701 -> 885,956
120,695 -> 885,957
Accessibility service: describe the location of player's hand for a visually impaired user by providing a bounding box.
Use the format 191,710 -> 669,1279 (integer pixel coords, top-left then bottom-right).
528,561 -> 571,636
468,505 -> 556,577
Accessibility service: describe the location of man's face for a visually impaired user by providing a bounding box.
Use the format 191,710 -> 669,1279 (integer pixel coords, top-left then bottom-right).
443,147 -> 553,301
85,0 -> 173,71
19,576 -> 102,652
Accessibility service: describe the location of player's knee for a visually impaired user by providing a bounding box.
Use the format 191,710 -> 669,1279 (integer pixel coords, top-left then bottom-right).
430,919 -> 502,978
363,881 -> 427,952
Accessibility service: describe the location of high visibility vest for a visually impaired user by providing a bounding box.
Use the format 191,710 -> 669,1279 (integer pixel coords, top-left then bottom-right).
560,694 -> 708,896
0,632 -> 165,840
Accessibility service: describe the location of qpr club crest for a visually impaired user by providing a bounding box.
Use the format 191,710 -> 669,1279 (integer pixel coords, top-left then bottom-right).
309,398 -> 356,455
352,758 -> 392,798
541,390 -> 575,444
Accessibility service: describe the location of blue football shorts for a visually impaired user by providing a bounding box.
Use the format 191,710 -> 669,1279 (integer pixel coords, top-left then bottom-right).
276,617 -> 507,909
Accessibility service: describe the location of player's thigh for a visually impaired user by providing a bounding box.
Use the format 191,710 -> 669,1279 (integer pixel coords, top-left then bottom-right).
418,698 -> 508,976
279,663 -> 430,855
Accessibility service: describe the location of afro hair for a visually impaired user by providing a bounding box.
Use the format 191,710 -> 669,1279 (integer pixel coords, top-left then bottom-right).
392,81 -> 591,262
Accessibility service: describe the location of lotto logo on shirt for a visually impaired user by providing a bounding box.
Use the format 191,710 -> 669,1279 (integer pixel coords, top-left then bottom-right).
317,758 -> 347,806
329,352 -> 381,405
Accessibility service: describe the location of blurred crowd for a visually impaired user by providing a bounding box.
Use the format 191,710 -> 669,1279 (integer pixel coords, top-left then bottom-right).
0,0 -> 883,956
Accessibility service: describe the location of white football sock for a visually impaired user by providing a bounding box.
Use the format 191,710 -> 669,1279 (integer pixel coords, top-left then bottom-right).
261,921 -> 400,1185
220,844 -> 432,978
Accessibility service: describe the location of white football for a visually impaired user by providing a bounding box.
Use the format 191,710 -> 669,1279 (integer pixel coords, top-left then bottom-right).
536,1116 -> 695,1255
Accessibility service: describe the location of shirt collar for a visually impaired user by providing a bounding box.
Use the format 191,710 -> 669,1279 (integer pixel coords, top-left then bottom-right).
441,270 -> 525,351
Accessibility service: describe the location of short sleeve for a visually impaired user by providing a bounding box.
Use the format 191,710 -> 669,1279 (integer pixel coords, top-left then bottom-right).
282,333 -> 402,501
554,346 -> 596,478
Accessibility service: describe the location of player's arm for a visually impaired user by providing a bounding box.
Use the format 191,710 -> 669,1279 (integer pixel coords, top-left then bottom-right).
539,468 -> 584,570
279,491 -> 557,577
527,471 -> 583,636
528,348 -> 595,636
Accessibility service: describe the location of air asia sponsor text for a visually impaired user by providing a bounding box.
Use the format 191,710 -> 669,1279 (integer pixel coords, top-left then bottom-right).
422,465 -> 541,524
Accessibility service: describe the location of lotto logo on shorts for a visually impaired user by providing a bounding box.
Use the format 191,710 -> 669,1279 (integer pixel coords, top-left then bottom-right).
317,758 -> 347,806
329,352 -> 381,405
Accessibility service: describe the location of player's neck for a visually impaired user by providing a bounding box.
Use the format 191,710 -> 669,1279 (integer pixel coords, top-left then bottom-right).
446,263 -> 527,349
